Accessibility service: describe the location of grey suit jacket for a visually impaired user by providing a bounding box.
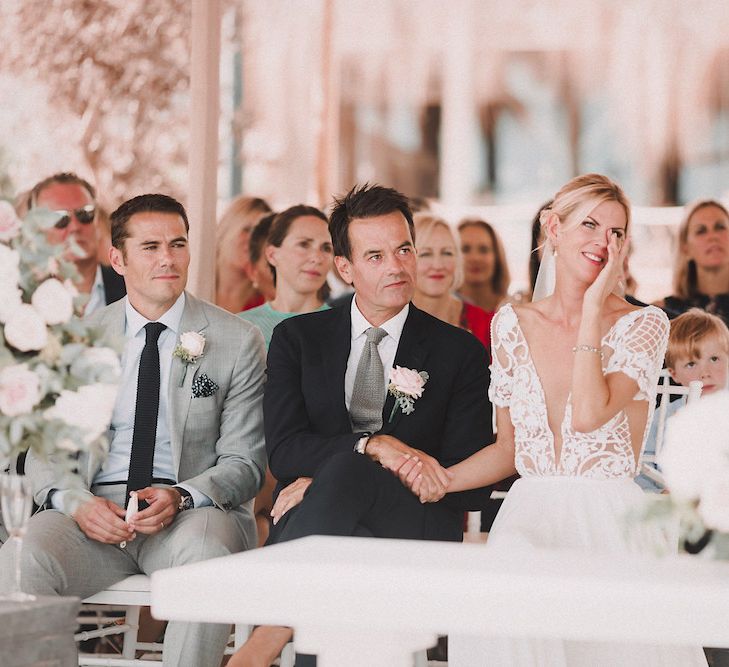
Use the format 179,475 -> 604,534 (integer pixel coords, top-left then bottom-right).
28,292 -> 267,520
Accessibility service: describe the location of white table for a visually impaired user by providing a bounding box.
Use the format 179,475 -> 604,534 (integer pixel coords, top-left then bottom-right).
152,535 -> 729,666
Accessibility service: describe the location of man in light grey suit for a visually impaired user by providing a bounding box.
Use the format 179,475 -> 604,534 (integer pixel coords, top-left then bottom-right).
0,193 -> 267,667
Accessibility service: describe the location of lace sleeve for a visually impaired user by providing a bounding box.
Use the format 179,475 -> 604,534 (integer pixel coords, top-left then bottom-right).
488,306 -> 516,407
605,307 -> 669,401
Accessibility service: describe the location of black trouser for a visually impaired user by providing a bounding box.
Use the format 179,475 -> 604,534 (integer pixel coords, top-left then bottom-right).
268,450 -> 462,545
266,451 -> 462,667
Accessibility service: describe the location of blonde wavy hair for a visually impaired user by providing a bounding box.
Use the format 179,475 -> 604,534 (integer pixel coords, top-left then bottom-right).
215,196 -> 271,281
413,213 -> 464,291
542,173 -> 631,242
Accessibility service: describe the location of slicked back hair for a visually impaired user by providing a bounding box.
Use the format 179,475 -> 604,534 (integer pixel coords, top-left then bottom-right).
110,193 -> 189,253
29,172 -> 96,208
329,183 -> 414,260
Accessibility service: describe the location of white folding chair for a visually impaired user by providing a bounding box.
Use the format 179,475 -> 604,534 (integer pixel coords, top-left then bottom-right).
76,574 -> 250,666
640,370 -> 702,488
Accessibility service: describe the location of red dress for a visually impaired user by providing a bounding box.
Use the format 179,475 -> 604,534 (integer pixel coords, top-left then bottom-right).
459,301 -> 493,352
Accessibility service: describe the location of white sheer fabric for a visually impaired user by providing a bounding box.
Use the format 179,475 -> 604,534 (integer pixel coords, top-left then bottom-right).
451,303 -> 708,666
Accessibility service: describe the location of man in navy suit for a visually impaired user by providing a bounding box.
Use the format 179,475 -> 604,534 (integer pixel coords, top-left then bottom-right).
231,184 -> 494,667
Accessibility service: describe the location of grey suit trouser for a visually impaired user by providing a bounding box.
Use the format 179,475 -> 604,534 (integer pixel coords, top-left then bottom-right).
0,484 -> 252,667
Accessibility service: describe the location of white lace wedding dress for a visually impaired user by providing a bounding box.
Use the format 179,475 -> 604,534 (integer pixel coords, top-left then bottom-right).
451,303 -> 707,666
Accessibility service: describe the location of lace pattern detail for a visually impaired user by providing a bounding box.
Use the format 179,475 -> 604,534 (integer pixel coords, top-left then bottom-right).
489,304 -> 669,479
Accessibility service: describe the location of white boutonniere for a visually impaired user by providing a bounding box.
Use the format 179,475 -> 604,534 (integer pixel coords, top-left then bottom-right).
173,331 -> 205,385
387,366 -> 429,422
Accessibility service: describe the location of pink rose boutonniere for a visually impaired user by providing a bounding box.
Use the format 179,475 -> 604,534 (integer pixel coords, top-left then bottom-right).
387,366 -> 429,422
173,331 -> 205,385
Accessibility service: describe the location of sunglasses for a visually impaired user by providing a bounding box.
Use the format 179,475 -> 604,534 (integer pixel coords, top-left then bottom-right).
53,204 -> 96,229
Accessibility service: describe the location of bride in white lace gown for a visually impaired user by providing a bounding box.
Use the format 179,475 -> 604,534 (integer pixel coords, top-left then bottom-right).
440,174 -> 707,666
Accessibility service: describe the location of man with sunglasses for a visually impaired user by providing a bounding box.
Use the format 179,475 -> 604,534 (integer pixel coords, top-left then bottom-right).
29,172 -> 126,314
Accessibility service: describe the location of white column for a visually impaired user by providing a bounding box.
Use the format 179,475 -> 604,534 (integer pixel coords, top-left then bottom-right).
439,0 -> 478,207
187,0 -> 221,301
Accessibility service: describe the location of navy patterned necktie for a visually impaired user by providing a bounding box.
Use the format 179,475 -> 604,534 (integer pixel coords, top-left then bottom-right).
126,322 -> 166,508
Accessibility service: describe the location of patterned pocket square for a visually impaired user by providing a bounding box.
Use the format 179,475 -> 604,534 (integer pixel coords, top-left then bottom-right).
192,373 -> 219,398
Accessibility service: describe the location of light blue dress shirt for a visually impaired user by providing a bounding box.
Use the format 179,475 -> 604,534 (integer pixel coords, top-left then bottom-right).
83,265 -> 107,316
92,293 -> 210,507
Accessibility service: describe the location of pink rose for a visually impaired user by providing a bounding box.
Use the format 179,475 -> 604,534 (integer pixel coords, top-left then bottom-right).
0,201 -> 21,242
389,366 -> 426,398
0,364 -> 41,417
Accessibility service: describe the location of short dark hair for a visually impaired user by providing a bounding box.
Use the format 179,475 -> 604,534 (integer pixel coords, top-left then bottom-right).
110,194 -> 189,251
249,212 -> 277,265
329,183 -> 414,260
267,204 -> 328,286
29,172 -> 96,208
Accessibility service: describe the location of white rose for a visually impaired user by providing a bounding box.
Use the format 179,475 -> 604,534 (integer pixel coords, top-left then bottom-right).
659,391 -> 729,501
4,303 -> 48,352
45,383 -> 118,444
0,285 -> 22,323
31,278 -> 74,325
698,480 -> 729,533
0,364 -> 42,417
179,331 -> 205,358
0,201 -> 21,242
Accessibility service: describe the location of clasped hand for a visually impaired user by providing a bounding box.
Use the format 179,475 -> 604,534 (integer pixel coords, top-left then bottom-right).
368,435 -> 453,503
72,487 -> 182,544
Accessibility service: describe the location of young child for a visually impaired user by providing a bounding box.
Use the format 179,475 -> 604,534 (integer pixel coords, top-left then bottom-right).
637,308 -> 729,491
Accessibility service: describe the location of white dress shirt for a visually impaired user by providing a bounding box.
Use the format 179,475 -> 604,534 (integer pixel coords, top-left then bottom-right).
344,297 -> 409,411
83,265 -> 106,316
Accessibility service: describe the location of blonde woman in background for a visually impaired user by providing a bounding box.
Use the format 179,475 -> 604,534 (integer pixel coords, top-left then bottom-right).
215,195 -> 272,312
457,218 -> 511,313
413,213 -> 493,350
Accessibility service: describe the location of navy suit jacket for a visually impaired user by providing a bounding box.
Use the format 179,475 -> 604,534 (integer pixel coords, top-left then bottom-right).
264,301 -> 495,514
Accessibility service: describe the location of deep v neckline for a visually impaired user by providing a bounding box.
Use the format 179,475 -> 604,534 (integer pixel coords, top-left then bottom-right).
504,303 -> 647,469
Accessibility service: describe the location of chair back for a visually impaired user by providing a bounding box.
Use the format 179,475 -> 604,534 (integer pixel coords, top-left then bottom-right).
648,370 -> 702,461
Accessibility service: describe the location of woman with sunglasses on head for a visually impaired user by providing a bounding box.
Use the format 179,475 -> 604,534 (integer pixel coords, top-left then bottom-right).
398,174 -> 706,666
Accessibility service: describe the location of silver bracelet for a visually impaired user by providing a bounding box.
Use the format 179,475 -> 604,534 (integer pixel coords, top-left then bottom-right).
572,344 -> 604,360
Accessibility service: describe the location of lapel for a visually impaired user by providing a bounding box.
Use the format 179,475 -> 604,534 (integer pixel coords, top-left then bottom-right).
86,300 -> 126,483
168,292 -> 210,473
380,305 -> 429,435
323,305 -> 354,430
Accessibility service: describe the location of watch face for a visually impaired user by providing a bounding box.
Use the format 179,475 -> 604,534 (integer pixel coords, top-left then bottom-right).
181,495 -> 193,511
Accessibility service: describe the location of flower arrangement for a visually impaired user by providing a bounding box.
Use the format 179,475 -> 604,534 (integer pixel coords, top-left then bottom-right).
387,366 -> 428,421
640,390 -> 729,558
0,200 -> 120,472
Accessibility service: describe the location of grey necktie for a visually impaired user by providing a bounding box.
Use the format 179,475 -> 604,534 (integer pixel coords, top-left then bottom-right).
350,327 -> 388,433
